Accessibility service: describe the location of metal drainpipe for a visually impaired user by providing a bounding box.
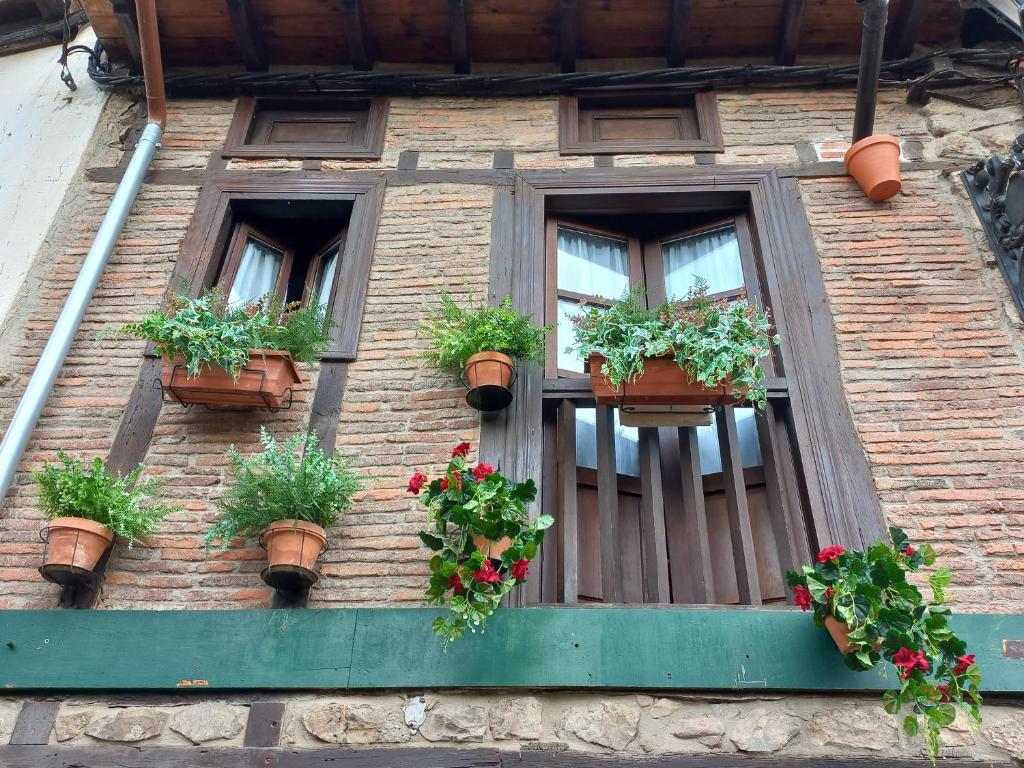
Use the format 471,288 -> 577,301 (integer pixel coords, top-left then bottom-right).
852,0 -> 889,143
0,0 -> 166,500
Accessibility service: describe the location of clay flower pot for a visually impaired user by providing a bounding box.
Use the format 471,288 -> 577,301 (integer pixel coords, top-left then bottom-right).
40,517 -> 115,585
844,135 -> 902,202
824,616 -> 882,654
260,519 -> 327,590
588,353 -> 746,408
473,534 -> 513,561
161,349 -> 302,410
463,351 -> 515,412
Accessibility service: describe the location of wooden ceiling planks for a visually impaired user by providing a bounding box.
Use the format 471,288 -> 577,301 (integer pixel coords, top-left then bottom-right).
79,0 -> 964,70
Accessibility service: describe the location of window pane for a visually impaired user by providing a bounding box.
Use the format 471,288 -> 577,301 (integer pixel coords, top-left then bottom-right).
558,298 -> 587,373
557,226 -> 630,299
229,236 -> 283,306
314,245 -> 340,306
696,408 -> 762,475
663,225 -> 743,299
575,407 -> 641,477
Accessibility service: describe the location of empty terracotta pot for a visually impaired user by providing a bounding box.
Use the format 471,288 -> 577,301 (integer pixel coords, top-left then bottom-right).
464,351 -> 514,391
844,135 -> 902,202
261,519 -> 327,572
824,616 -> 882,654
473,534 -> 513,561
42,517 -> 114,575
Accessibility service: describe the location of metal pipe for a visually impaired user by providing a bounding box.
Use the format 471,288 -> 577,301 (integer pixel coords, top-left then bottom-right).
0,3 -> 166,500
852,0 -> 889,143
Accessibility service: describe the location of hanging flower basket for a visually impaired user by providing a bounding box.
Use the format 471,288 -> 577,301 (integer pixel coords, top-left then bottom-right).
161,349 -> 301,410
259,519 -> 328,591
462,351 -> 516,412
39,517 -> 114,587
588,353 -> 746,409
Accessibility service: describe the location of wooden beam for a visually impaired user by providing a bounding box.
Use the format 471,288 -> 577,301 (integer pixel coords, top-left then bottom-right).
341,0 -> 372,71
448,0 -> 470,74
32,0 -> 64,20
884,0 -> 929,60
559,0 -> 577,74
226,0 -> 268,71
775,0 -> 807,66
109,0 -> 142,70
667,0 -> 691,67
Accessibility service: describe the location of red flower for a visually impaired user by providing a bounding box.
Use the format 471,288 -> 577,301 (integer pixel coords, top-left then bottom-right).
893,647 -> 930,679
473,559 -> 501,584
937,684 -> 950,703
448,573 -> 464,595
511,559 -> 530,581
824,587 -> 835,602
407,472 -> 428,495
903,545 -> 916,557
471,462 -> 495,482
792,584 -> 812,611
817,545 -> 846,563
954,654 -> 975,675
452,442 -> 471,458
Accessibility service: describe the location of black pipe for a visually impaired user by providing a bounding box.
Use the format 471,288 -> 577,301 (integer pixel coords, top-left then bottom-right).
852,0 -> 889,143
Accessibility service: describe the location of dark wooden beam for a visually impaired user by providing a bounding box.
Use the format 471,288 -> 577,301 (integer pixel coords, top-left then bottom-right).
32,0 -> 64,20
226,0 -> 269,71
560,0 -> 577,73
109,0 -> 142,70
775,0 -> 807,66
341,0 -> 372,71
884,0 -> 929,60
667,0 -> 691,67
448,0 -> 470,74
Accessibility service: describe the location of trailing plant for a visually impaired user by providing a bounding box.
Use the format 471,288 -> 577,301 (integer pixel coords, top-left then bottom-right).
205,427 -> 364,549
786,527 -> 981,761
421,290 -> 550,375
34,451 -> 179,547
409,442 -> 552,645
109,287 -> 331,379
568,279 -> 779,410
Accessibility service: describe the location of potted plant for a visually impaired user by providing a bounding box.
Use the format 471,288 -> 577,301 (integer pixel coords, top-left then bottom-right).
844,135 -> 902,202
109,288 -> 330,410
34,451 -> 178,586
787,527 -> 982,761
205,427 -> 364,590
421,291 -> 549,412
409,441 -> 553,645
569,279 -> 779,412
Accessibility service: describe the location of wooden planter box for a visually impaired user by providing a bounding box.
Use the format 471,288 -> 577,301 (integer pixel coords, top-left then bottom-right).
587,353 -> 746,408
161,349 -> 302,409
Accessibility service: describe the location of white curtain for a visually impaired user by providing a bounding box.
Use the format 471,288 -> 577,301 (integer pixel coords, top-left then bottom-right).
315,246 -> 339,306
557,227 -> 630,298
696,408 -> 763,475
663,225 -> 743,299
229,236 -> 283,306
575,408 -> 641,477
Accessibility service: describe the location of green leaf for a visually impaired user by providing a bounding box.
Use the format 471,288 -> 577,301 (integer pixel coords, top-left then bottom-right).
421,533 -> 444,552
535,515 -> 555,530
882,690 -> 900,714
903,716 -> 919,737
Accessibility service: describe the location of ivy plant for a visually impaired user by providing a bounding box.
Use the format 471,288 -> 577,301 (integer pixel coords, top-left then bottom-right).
34,451 -> 179,547
205,427 -> 364,549
421,290 -> 550,375
568,279 -> 779,410
787,527 -> 982,761
409,442 -> 552,646
108,287 -> 331,380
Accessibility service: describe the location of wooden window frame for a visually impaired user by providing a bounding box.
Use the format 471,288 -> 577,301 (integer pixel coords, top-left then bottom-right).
559,91 -> 724,155
217,221 -> 294,303
223,96 -> 389,160
302,227 -> 349,311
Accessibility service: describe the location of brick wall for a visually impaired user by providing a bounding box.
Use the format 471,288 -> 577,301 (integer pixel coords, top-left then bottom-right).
0,85 -> 1022,611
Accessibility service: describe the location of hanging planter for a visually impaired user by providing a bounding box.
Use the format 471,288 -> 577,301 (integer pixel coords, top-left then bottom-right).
161,349 -> 301,410
472,533 -> 513,560
463,351 -> 516,412
260,519 -> 328,590
40,517 -> 114,586
844,135 -> 902,202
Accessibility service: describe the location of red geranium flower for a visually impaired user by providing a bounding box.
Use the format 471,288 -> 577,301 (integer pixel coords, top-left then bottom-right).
407,472 -> 428,495
448,573 -> 464,595
473,559 -> 501,584
893,647 -> 929,679
439,477 -> 448,491
471,462 -> 495,482
511,559 -> 530,581
817,545 -> 846,563
937,684 -> 950,703
824,586 -> 835,602
793,584 -> 812,611
954,654 -> 975,675
903,545 -> 915,557
452,442 -> 472,458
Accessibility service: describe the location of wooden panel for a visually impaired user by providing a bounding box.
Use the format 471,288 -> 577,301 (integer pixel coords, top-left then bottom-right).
594,405 -> 623,603
575,469 -> 643,604
9,702 -> 58,745
556,400 -> 579,603
716,407 -> 762,605
243,702 -> 285,747
638,427 -> 669,603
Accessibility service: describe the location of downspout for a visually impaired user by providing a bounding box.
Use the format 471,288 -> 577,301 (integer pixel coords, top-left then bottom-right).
0,0 -> 166,499
852,0 -> 889,142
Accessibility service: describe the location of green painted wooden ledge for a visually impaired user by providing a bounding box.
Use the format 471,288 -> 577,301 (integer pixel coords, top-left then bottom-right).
0,608 -> 1021,692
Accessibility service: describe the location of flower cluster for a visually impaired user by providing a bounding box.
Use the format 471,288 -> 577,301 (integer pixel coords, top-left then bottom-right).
787,528 -> 981,761
410,442 -> 553,645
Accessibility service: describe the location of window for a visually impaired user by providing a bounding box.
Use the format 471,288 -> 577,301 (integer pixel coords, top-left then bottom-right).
559,91 -> 723,155
223,96 -> 389,160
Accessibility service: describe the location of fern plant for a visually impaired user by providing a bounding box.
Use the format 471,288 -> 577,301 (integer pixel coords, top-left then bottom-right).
108,288 -> 331,380
206,428 -> 364,549
34,452 -> 179,547
421,291 -> 549,375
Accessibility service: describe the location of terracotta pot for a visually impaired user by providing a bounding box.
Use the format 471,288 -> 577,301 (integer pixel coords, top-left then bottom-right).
844,135 -> 902,202
464,351 -> 514,391
261,519 -> 327,572
588,353 -> 746,408
42,517 -> 114,575
473,534 -> 513,561
161,349 -> 302,409
824,616 -> 882,654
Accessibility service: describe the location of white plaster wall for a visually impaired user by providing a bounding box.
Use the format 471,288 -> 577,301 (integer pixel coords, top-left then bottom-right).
0,27 -> 108,328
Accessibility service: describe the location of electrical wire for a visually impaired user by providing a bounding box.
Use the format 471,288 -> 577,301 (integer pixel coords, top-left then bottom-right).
57,0 -> 101,91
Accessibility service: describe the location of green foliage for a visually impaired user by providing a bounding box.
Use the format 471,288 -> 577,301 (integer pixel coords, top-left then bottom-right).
108,287 -> 331,379
787,528 -> 982,762
411,443 -> 552,646
205,427 -> 364,549
421,291 -> 550,375
34,451 -> 179,547
568,279 -> 779,410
